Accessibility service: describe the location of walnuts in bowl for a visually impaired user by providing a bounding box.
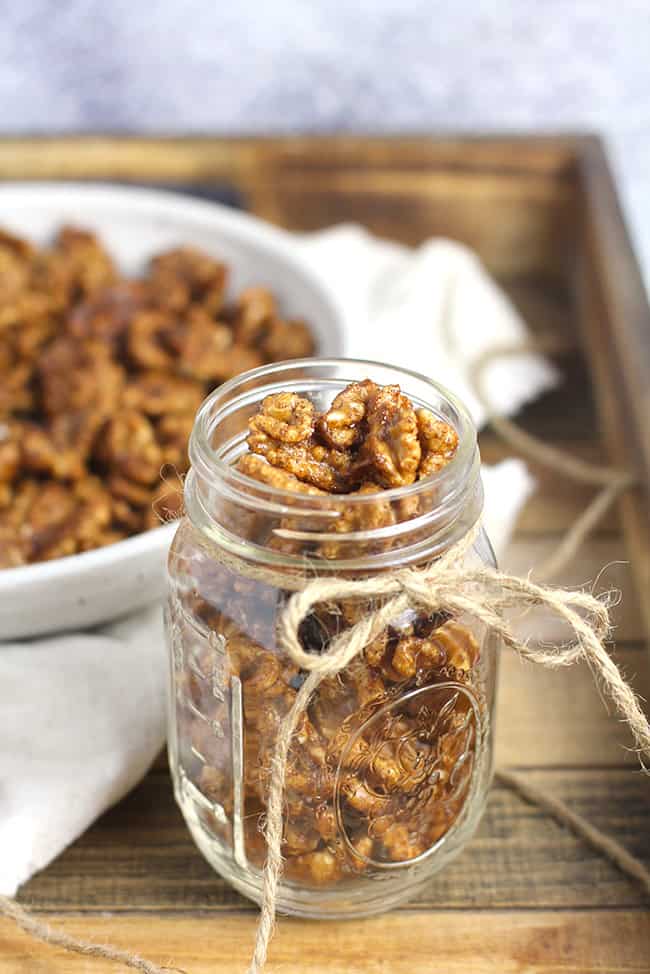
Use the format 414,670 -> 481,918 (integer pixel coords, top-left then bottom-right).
0,226 -> 315,566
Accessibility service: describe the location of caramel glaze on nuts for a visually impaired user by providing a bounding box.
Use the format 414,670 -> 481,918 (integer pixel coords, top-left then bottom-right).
0,226 -> 315,567
174,382 -> 483,889
243,383 -> 458,494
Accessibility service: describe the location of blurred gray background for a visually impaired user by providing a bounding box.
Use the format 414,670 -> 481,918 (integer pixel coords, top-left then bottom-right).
1,1 -> 649,275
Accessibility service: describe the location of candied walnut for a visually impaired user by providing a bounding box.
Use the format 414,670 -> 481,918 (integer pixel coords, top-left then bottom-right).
346,658 -> 387,707
0,423 -> 20,482
17,419 -> 86,481
237,453 -> 326,496
49,410 -> 105,466
94,410 -> 163,485
0,526 -> 27,568
218,343 -> 265,381
377,823 -> 425,863
1,417 -> 89,482
232,288 -> 315,362
72,477 -> 114,543
316,379 -> 377,449
363,629 -> 392,669
127,309 -> 178,370
429,619 -> 480,673
0,232 -> 36,318
148,247 -> 227,314
0,342 -> 13,373
345,834 -> 375,873
155,413 -> 194,470
170,307 -> 264,383
169,306 -> 234,381
292,849 -> 341,886
226,628 -> 298,703
233,287 -> 276,343
29,252 -> 75,312
416,409 -> 459,478
261,318 -> 315,362
247,431 -> 353,493
249,393 -> 315,445
123,371 -> 204,417
340,775 -> 389,818
77,528 -> 127,551
38,337 -> 125,416
318,483 -> 396,559
111,495 -> 146,532
390,634 -> 447,681
0,228 -> 35,262
0,361 -> 35,415
56,226 -> 116,293
284,820 -> 321,856
108,475 -> 153,508
0,291 -> 55,330
355,384 -> 421,488
67,281 -> 150,345
7,480 -> 77,561
2,476 -> 113,562
314,804 -> 337,842
12,317 -> 59,361
32,227 -> 117,308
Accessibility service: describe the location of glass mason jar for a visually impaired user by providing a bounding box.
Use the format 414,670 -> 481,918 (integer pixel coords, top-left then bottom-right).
165,359 -> 498,918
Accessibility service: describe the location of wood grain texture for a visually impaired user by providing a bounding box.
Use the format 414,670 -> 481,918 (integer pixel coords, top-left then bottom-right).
2,911 -> 649,974
0,134 -> 580,276
575,249 -> 650,642
16,768 -> 650,915
570,141 -> 650,641
496,645 -> 650,765
502,539 -> 645,643
1,133 -> 648,972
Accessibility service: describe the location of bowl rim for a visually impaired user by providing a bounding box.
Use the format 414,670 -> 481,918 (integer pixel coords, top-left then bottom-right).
0,181 -> 348,593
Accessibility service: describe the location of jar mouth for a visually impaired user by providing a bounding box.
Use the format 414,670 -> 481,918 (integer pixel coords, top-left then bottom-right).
187,358 -> 482,568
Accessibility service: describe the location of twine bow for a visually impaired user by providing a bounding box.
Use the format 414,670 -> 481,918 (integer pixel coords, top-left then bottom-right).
246,522 -> 650,973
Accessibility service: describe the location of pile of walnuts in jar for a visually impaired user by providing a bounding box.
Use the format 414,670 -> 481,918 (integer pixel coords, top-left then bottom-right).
172,381 -> 484,887
0,225 -> 314,568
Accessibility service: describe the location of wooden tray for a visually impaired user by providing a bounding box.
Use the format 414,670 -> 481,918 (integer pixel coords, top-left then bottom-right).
1,135 -> 649,974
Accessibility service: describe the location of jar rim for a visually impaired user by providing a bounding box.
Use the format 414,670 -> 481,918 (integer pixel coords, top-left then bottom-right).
190,357 -> 477,505
186,358 -> 483,569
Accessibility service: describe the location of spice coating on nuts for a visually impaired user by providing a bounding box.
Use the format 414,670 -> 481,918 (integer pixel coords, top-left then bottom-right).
0,225 -> 315,565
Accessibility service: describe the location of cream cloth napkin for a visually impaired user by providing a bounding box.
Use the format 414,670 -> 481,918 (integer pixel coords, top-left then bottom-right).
0,229 -> 555,896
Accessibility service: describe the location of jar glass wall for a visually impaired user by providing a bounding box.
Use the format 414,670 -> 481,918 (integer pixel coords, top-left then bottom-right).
165,359 -> 498,918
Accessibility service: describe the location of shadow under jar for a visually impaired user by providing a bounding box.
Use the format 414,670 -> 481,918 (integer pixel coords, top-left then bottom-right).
165,359 -> 499,918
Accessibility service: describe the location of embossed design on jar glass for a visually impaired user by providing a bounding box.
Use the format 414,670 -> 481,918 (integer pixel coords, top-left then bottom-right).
333,682 -> 481,869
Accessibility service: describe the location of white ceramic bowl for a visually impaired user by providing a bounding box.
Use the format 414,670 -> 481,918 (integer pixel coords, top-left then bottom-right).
0,183 -> 346,640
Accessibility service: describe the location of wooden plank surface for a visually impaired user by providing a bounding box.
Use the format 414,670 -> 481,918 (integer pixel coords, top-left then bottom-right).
15,767 -> 650,915
3,912 -> 649,974
1,135 -> 648,974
